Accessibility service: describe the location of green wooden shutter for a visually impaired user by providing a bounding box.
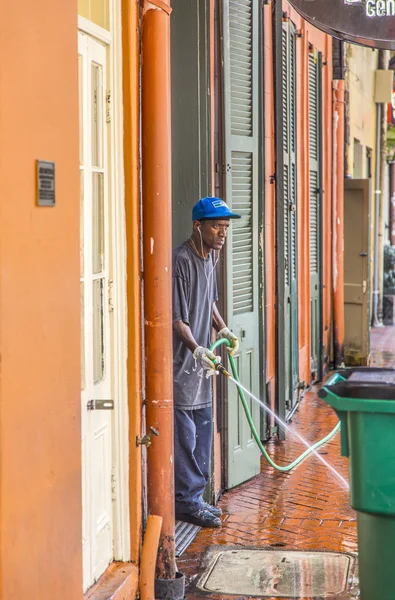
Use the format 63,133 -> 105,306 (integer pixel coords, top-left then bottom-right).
232,152 -> 253,314
222,0 -> 261,488
308,52 -> 322,379
281,21 -> 298,413
289,26 -> 298,396
281,25 -> 291,408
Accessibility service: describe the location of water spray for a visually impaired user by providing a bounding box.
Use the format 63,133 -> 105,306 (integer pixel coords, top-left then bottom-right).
211,338 -> 348,489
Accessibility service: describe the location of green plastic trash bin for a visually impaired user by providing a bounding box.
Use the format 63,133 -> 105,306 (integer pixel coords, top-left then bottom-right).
319,368 -> 395,600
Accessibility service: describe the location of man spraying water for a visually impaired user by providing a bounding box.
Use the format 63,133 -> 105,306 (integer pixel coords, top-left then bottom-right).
172,197 -> 240,528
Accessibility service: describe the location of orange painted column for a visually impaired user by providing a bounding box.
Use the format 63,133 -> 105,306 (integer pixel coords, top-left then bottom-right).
141,0 -> 177,580
0,0 -> 82,598
322,35 -> 333,368
332,80 -> 345,367
122,0 -> 143,564
263,1 -> 276,412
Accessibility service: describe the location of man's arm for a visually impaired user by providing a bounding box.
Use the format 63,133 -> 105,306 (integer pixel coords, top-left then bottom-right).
173,320 -> 200,353
212,303 -> 226,333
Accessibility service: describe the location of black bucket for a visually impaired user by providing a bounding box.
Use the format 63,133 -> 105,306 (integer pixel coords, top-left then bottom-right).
154,572 -> 186,600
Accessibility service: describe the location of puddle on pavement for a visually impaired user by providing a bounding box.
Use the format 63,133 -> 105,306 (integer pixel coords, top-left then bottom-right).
198,549 -> 353,598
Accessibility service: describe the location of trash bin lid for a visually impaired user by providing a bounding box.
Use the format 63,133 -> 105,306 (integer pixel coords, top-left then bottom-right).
327,382 -> 395,400
320,369 -> 395,412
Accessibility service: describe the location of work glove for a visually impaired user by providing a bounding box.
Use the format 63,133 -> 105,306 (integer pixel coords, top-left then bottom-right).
218,327 -> 239,356
193,346 -> 218,377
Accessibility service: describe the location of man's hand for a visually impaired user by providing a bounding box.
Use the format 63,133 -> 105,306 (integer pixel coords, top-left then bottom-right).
218,327 -> 239,356
193,346 -> 217,376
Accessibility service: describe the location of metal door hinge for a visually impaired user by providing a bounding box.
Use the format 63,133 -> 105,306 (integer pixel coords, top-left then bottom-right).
111,467 -> 117,501
215,163 -> 231,174
136,426 -> 159,447
87,399 -> 114,411
270,425 -> 278,436
108,279 -> 114,312
106,89 -> 112,123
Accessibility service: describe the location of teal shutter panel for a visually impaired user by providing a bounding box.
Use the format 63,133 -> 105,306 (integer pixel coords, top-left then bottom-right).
309,54 -> 319,276
229,0 -> 253,136
308,52 -> 322,379
289,28 -> 298,394
232,151 -> 253,314
281,25 -> 291,407
222,0 -> 261,488
281,21 -> 298,413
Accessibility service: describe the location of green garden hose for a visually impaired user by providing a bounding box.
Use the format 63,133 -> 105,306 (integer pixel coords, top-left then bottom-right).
211,338 -> 341,473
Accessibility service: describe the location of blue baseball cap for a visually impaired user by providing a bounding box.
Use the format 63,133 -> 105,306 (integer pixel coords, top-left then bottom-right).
192,197 -> 241,221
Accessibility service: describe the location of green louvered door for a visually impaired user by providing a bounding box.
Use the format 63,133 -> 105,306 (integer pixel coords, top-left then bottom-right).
280,22 -> 298,418
309,53 -> 323,380
222,0 -> 261,488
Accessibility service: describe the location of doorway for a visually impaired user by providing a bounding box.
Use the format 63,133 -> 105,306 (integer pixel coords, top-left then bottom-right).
79,23 -> 129,590
221,0 -> 263,488
308,51 -> 323,381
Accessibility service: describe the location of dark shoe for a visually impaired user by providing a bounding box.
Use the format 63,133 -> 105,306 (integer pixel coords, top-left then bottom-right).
200,500 -> 222,517
176,509 -> 221,528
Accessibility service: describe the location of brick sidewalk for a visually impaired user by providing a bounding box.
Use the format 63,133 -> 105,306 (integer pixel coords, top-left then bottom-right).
178,327 -> 395,599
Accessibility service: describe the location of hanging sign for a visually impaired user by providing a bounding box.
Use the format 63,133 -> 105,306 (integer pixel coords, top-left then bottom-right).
288,0 -> 395,49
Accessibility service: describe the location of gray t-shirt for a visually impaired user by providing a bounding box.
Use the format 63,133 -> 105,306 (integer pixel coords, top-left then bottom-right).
172,241 -> 218,409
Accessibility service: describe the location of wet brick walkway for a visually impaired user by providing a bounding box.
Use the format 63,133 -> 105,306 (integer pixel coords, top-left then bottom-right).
178,327 -> 394,599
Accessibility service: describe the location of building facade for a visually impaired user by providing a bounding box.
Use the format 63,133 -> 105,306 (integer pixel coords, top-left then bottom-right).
0,1 -> 356,598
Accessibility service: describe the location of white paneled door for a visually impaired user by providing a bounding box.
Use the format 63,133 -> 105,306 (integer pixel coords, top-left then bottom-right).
79,32 -> 113,591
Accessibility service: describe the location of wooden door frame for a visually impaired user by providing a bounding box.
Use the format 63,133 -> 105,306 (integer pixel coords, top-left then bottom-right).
79,0 -> 130,566
317,52 -> 324,381
274,9 -> 300,436
344,178 -> 371,365
274,0 -> 286,439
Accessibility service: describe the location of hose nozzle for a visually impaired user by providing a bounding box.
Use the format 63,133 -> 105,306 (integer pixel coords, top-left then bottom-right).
215,361 -> 231,378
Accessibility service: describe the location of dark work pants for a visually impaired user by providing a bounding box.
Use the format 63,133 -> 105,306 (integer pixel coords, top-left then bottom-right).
174,406 -> 213,515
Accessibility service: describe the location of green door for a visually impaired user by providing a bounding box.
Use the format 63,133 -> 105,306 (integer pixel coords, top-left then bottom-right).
308,52 -> 323,381
279,21 -> 299,421
222,0 -> 262,488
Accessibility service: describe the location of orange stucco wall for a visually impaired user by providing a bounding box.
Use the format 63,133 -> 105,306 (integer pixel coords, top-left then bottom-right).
0,1 -> 82,598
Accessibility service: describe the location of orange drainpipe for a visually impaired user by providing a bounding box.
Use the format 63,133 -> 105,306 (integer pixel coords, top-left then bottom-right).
140,516 -> 163,600
332,80 -> 345,367
141,0 -> 177,580
122,0 -> 142,564
323,34 -> 333,367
